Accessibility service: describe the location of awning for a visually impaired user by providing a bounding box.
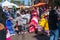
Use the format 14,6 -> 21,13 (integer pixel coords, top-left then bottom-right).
33,2 -> 46,7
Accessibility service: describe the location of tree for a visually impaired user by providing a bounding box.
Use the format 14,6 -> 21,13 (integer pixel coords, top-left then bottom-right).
52,0 -> 60,6
0,0 -> 2,2
11,0 -> 14,2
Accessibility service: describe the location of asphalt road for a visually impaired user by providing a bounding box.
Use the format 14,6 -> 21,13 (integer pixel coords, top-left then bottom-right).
11,32 -> 49,40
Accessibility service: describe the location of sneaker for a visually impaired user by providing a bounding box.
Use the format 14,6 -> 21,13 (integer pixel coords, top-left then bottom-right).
21,32 -> 24,34
24,32 -> 27,34
18,32 -> 21,35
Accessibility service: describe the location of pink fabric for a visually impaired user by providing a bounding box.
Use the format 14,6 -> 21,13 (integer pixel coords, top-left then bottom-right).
29,16 -> 38,27
29,10 -> 39,33
6,29 -> 11,40
6,37 -> 11,40
29,26 -> 35,33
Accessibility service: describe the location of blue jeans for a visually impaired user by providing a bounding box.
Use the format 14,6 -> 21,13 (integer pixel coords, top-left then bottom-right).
57,21 -> 60,36
50,29 -> 59,40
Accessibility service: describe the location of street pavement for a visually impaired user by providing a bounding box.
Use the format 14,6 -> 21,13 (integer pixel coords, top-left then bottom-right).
11,32 -> 49,40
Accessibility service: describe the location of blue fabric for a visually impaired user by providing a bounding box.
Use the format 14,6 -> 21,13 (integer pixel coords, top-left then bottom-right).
4,11 -> 10,18
6,20 -> 15,34
50,29 -> 59,40
6,20 -> 12,26
57,22 -> 60,37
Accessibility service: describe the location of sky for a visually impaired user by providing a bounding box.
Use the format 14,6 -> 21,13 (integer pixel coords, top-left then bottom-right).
25,0 -> 28,5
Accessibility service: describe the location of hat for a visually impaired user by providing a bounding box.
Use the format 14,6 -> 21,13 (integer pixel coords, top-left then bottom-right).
41,13 -> 48,18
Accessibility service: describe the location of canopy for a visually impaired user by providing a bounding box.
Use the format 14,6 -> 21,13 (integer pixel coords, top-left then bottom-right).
2,0 -> 18,8
2,1 -> 11,7
9,3 -> 18,8
33,2 -> 46,7
19,5 -> 31,9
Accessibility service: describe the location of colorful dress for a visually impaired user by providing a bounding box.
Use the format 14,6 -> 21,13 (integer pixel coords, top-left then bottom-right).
29,10 -> 39,33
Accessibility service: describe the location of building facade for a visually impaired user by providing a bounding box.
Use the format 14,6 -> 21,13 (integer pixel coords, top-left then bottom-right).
14,0 -> 32,6
2,0 -> 11,2
0,0 -> 32,6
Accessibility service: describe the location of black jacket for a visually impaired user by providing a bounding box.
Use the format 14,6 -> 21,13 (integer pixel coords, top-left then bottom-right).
48,9 -> 58,30
0,6 -> 7,27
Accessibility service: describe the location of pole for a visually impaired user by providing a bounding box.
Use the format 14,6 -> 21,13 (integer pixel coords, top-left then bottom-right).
32,0 -> 35,5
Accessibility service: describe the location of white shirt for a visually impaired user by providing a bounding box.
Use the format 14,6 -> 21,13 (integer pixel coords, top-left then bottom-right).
15,16 -> 23,25
25,14 -> 31,20
16,10 -> 20,14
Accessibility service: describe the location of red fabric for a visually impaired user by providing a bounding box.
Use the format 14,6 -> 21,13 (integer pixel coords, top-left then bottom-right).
6,28 -> 11,40
29,20 -> 38,27
29,26 -> 35,33
29,10 -> 39,33
6,37 -> 11,40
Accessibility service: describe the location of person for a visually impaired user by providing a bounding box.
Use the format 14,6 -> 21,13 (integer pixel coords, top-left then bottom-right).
5,7 -> 15,36
15,14 -> 23,34
38,13 -> 49,36
0,6 -> 7,40
3,7 -> 10,18
25,11 -> 31,24
20,10 -> 27,34
56,6 -> 60,38
29,7 -> 39,33
48,8 -> 59,40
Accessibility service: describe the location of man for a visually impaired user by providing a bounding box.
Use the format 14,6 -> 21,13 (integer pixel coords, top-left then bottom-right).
48,8 -> 59,40
56,6 -> 60,39
0,6 -> 7,40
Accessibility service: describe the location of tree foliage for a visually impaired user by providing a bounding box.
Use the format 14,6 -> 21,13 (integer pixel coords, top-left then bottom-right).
0,0 -> 2,2
54,0 -> 60,6
11,0 -> 14,2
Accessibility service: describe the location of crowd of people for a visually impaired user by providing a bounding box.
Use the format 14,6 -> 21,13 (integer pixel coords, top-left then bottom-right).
0,5 -> 60,40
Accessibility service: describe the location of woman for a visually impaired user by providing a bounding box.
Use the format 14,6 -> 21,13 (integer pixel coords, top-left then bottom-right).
0,6 -> 7,40
38,13 -> 49,36
29,7 -> 39,33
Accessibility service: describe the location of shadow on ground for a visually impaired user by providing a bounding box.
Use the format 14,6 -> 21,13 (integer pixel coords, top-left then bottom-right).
33,34 -> 49,40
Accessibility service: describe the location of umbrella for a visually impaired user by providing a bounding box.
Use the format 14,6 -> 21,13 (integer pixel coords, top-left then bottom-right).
2,0 -> 18,8
2,1 -> 11,7
33,2 -> 46,7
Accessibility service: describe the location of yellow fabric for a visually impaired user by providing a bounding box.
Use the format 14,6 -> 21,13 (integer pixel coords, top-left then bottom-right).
39,18 -> 49,31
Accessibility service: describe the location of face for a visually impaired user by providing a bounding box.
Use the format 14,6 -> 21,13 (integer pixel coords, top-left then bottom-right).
6,7 -> 9,11
58,7 -> 60,11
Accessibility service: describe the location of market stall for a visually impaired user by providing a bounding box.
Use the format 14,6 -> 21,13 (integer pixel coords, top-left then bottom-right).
2,0 -> 18,8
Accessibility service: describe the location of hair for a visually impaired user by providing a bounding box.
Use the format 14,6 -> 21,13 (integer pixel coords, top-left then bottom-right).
0,6 -> 3,13
21,10 -> 25,14
49,9 -> 56,14
17,14 -> 20,17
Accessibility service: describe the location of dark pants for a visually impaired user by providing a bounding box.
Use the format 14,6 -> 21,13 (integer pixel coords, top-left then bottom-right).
18,25 -> 22,32
0,29 -> 6,40
15,25 -> 22,34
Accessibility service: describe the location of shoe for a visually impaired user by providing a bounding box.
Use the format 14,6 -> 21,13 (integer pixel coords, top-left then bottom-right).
18,32 -> 21,34
21,32 -> 24,34
24,32 -> 27,34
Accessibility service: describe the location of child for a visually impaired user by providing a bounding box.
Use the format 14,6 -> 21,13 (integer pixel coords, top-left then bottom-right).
38,13 -> 49,36
15,14 -> 23,34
